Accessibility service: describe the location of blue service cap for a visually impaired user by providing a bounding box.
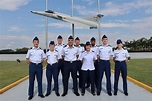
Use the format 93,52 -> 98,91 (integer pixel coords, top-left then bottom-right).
68,35 -> 74,39
49,41 -> 55,45
102,35 -> 107,39
86,41 -> 91,45
33,36 -> 39,42
117,39 -> 122,44
90,37 -> 96,41
57,35 -> 62,39
75,37 -> 80,40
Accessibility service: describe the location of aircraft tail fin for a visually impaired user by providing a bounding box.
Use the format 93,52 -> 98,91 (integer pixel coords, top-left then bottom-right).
82,14 -> 104,23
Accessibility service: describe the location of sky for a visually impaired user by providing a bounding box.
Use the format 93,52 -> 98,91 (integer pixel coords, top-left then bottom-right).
0,0 -> 152,49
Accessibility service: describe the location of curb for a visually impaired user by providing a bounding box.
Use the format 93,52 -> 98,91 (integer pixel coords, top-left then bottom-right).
111,70 -> 152,93
0,66 -> 46,94
0,75 -> 29,94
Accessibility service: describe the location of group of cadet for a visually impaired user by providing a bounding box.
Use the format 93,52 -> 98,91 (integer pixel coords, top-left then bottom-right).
26,35 -> 130,100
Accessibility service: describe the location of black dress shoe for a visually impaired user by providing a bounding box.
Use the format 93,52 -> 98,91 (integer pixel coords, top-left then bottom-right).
124,92 -> 128,96
81,93 -> 85,96
92,92 -> 96,96
74,92 -> 80,96
56,93 -> 60,96
38,94 -> 45,98
52,87 -> 55,91
45,93 -> 50,97
85,85 -> 90,88
114,92 -> 117,96
107,92 -> 112,96
61,93 -> 67,97
28,96 -> 33,100
97,92 -> 100,96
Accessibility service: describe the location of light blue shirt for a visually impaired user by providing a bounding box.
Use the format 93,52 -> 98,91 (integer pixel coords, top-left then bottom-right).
26,47 -> 46,64
98,44 -> 113,60
61,45 -> 79,61
79,51 -> 97,71
91,45 -> 99,56
75,45 -> 85,60
113,48 -> 130,61
46,50 -> 59,65
55,44 -> 64,59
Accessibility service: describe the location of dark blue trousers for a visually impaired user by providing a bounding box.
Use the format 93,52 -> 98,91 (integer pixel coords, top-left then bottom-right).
46,63 -> 59,94
97,60 -> 111,93
63,61 -> 78,93
58,59 -> 64,80
76,60 -> 82,88
28,62 -> 43,96
81,70 -> 95,94
114,61 -> 127,93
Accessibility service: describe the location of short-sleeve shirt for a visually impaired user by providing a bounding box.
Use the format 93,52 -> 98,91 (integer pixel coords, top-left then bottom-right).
98,44 -> 113,60
46,50 -> 58,65
61,45 -> 79,61
26,47 -> 46,64
113,48 -> 130,61
79,51 -> 97,71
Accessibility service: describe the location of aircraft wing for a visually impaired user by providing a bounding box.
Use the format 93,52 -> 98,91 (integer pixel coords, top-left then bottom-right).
31,10 -> 103,29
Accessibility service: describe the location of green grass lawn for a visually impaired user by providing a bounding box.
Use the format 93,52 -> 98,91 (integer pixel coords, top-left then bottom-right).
0,59 -> 152,89
111,58 -> 152,87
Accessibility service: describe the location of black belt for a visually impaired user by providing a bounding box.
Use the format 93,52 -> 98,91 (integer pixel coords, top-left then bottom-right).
115,60 -> 125,62
100,59 -> 110,62
30,62 -> 42,65
47,63 -> 57,66
64,60 -> 76,63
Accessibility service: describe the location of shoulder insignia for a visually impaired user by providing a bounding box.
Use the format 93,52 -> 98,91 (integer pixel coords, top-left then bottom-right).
108,45 -> 112,47
92,50 -> 95,52
55,50 -> 58,52
63,45 -> 67,48
28,47 -> 32,50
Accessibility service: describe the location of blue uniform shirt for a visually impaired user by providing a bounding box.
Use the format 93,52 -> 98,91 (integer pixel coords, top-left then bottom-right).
113,48 -> 130,61
26,47 -> 46,64
79,51 -> 97,71
61,45 -> 79,61
55,44 -> 64,59
98,44 -> 113,60
46,50 -> 59,65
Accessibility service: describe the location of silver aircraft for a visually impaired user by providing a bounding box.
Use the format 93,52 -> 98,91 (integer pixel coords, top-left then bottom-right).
31,10 -> 103,29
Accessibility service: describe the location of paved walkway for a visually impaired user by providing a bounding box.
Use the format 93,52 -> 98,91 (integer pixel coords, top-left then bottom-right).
0,70 -> 152,101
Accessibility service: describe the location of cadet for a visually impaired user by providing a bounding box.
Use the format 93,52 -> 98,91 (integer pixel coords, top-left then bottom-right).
26,37 -> 46,100
75,37 -> 84,88
90,37 -> 99,88
113,39 -> 130,96
61,36 -> 80,96
97,35 -> 113,96
79,41 -> 97,96
45,41 -> 60,97
54,35 -> 64,88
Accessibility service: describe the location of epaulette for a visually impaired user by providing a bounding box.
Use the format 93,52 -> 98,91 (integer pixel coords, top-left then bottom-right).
123,47 -> 127,50
108,45 -> 112,47
82,51 -> 85,53
39,47 -> 42,49
28,47 -> 32,50
55,50 -> 58,52
92,50 -> 95,52
63,45 -> 67,48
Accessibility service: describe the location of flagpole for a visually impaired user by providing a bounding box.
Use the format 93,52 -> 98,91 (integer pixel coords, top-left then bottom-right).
98,0 -> 101,45
72,0 -> 74,38
45,0 -> 48,52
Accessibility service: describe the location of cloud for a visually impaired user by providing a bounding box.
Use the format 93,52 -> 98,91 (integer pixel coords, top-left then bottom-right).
82,0 -> 95,5
0,0 -> 30,11
74,0 -> 152,16
8,26 -> 23,32
38,22 -> 90,29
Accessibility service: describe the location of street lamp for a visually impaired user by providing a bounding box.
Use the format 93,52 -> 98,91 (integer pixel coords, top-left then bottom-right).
98,0 -> 101,45
72,0 -> 74,38
45,0 -> 48,52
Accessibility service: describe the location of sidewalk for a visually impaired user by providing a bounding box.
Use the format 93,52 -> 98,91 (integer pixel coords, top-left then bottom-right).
0,70 -> 152,101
